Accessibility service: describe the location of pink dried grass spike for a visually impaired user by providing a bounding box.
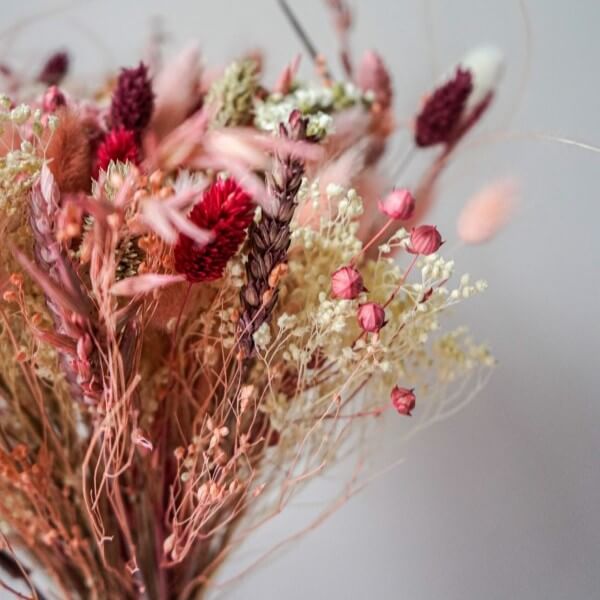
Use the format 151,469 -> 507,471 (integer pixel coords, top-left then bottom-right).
150,44 -> 203,139
274,54 -> 301,94
457,179 -> 517,245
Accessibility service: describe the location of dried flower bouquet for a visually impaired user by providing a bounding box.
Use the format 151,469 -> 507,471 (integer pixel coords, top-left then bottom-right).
0,2 -> 513,598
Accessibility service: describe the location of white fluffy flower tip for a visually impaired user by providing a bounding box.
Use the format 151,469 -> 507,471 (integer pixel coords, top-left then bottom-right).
459,45 -> 505,111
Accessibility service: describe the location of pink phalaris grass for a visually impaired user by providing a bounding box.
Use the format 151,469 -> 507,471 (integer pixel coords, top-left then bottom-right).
331,265 -> 365,299
357,302 -> 386,333
378,188 -> 415,220
174,178 -> 254,283
457,179 -> 517,244
37,50 -> 69,86
150,44 -> 202,139
391,386 -> 416,416
407,225 -> 444,255
274,54 -> 301,94
357,50 -> 393,112
94,127 -> 139,176
110,62 -> 154,136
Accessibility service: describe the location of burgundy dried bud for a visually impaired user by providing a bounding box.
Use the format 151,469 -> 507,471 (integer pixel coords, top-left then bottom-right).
357,50 -> 393,112
357,302 -> 386,333
391,386 -> 416,416
331,265 -> 365,300
414,68 -> 472,147
38,51 -> 69,86
110,62 -> 155,135
407,225 -> 443,255
378,188 -> 415,220
42,85 -> 66,113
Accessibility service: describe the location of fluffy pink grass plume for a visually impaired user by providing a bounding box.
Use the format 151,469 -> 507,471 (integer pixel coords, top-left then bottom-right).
378,188 -> 415,220
274,54 -> 301,94
357,50 -> 393,111
391,386 -> 416,416
407,225 -> 444,255
151,44 -> 202,139
457,179 -> 517,245
357,302 -> 386,333
331,265 -> 365,299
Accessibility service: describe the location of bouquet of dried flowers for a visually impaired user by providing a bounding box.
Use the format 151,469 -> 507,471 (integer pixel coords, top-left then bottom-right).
0,2 -> 513,598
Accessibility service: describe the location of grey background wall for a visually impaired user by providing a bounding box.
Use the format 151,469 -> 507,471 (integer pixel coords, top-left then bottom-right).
1,1 -> 599,598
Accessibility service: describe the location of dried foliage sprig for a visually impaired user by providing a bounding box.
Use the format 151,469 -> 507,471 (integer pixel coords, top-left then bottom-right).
239,110 -> 309,356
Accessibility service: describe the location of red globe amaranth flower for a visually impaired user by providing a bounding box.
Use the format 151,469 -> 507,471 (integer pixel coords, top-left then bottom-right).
378,188 -> 415,220
391,386 -> 416,416
174,179 -> 255,283
357,302 -> 386,333
42,86 -> 66,113
407,225 -> 443,255
38,51 -> 69,86
94,127 -> 139,176
415,68 -> 472,147
331,265 -> 365,300
110,62 -> 154,136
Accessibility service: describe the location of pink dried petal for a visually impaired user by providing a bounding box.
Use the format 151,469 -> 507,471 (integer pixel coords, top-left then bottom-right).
110,273 -> 186,296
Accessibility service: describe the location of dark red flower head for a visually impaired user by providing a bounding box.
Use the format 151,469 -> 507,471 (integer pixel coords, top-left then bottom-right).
110,62 -> 154,136
414,68 -> 473,147
174,178 -> 255,283
94,127 -> 139,177
38,51 -> 70,86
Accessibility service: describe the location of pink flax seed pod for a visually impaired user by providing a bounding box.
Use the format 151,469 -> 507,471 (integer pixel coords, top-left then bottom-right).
391,386 -> 416,416
457,179 -> 516,245
331,265 -> 365,300
407,225 -> 443,255
378,188 -> 415,220
357,302 -> 386,333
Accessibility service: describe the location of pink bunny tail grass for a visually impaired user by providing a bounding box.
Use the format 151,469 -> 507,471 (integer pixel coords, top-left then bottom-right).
150,44 -> 203,139
457,179 -> 518,245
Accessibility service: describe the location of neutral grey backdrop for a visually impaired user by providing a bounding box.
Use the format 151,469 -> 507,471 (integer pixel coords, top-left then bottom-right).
1,1 -> 599,599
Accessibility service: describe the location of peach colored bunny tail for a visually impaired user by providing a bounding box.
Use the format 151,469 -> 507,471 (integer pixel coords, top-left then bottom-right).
457,179 -> 517,245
